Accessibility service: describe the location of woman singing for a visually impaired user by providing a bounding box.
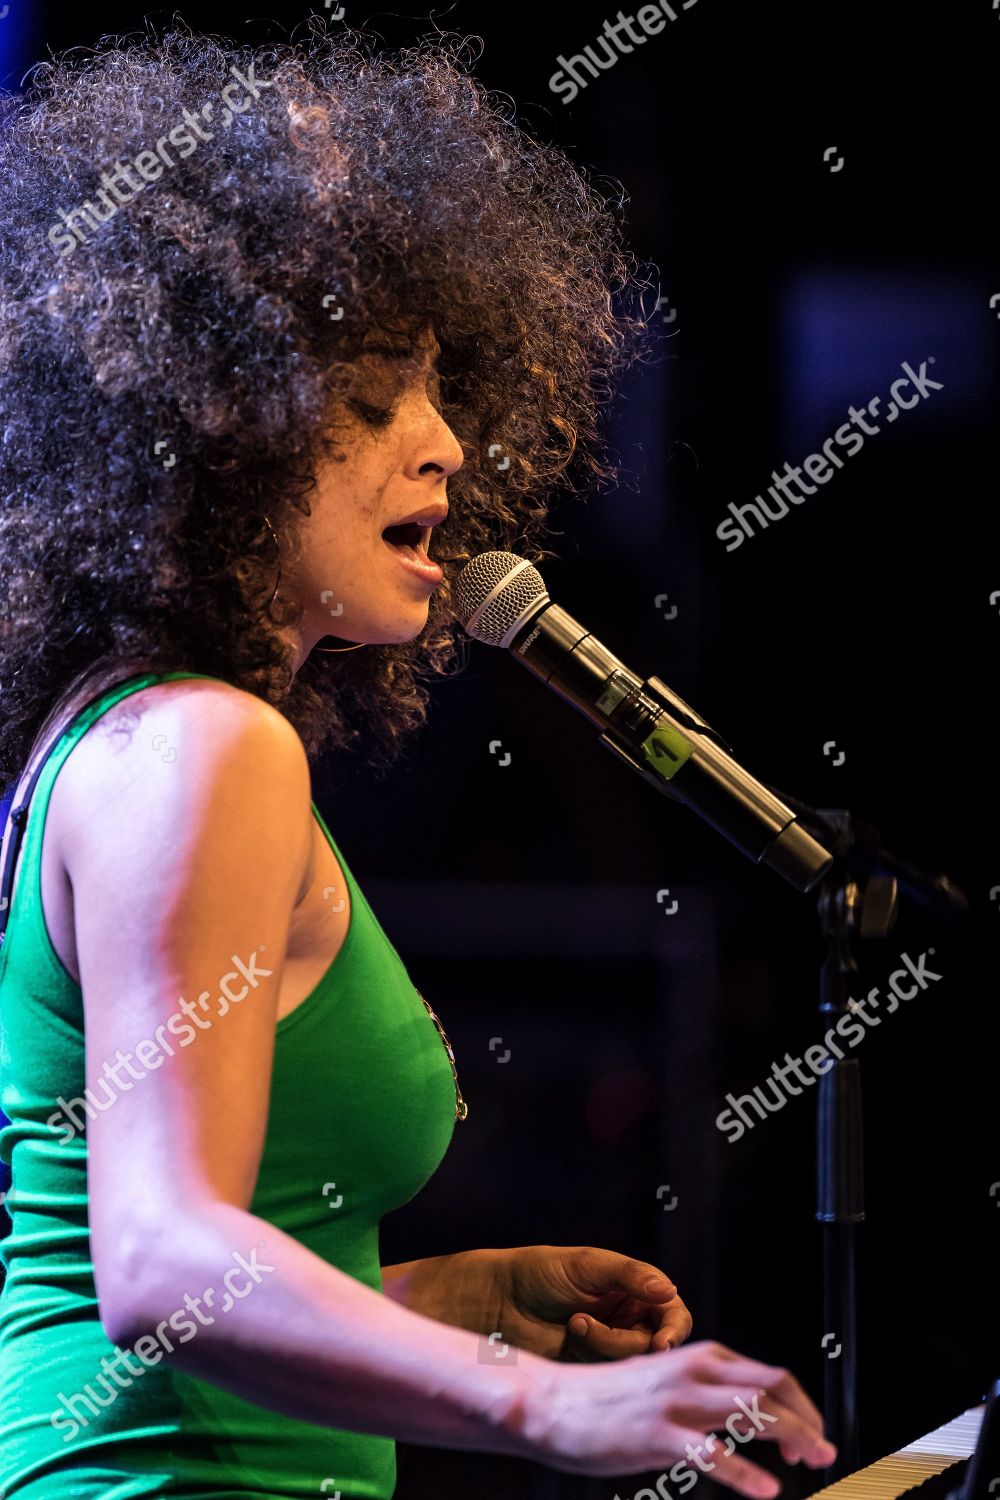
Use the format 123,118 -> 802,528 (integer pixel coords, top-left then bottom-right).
0,24 -> 835,1499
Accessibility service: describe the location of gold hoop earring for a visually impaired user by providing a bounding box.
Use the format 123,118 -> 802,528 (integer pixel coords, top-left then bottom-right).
262,513 -> 366,655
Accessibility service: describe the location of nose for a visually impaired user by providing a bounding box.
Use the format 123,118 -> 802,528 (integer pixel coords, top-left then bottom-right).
410,406 -> 465,482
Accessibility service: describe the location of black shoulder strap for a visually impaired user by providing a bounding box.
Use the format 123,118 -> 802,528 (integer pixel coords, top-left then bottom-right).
0,737 -> 66,947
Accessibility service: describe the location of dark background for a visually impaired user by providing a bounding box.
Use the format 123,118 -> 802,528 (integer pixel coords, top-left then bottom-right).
2,2 -> 997,1497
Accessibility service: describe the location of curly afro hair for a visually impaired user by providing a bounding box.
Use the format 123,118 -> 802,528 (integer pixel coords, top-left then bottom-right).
0,20 -> 653,786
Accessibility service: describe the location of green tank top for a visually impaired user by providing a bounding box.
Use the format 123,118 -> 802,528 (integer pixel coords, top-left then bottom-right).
0,671 -> 459,1499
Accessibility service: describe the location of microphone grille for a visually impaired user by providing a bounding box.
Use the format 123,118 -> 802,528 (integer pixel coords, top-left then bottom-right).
453,551 -> 548,647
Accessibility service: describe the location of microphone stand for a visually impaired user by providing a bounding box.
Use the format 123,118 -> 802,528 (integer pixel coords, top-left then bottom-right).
584,666 -> 968,1469
765,795 -> 968,1479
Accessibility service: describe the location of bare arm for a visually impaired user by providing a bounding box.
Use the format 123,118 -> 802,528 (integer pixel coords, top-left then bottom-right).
111,1198 -> 549,1455
380,1248 -> 507,1334
70,681 -> 554,1461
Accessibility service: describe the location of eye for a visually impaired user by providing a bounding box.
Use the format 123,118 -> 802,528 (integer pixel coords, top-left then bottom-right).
349,398 -> 398,428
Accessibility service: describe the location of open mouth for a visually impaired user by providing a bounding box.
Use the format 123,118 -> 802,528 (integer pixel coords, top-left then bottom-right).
381,521 -> 430,558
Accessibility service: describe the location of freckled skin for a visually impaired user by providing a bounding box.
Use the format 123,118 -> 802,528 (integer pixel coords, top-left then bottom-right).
278,326 -> 464,667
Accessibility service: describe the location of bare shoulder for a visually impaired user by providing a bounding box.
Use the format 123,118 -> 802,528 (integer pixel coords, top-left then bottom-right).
61,675 -> 305,782
53,676 -> 310,859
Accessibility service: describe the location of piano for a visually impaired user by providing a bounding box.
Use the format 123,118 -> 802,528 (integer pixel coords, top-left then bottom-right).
809,1398 -> 992,1500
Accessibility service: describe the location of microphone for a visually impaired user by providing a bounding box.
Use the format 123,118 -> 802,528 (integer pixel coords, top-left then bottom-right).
452,551 -> 834,893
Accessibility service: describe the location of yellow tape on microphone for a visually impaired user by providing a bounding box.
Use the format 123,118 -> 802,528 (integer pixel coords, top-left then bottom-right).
640,722 -> 694,781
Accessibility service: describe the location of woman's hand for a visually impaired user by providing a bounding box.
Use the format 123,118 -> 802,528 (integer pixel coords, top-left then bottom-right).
495,1244 -> 693,1361
533,1339 -> 837,1488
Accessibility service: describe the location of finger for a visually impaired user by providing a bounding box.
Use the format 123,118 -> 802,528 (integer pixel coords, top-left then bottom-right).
672,1382 -> 834,1468
761,1370 -> 826,1443
739,1392 -> 832,1466
650,1297 -> 693,1351
778,1438 -> 805,1467
571,1248 -> 678,1303
567,1313 -> 654,1359
705,1350 -> 826,1436
669,1428 -> 781,1500
683,1348 -> 829,1451
705,1445 -> 783,1499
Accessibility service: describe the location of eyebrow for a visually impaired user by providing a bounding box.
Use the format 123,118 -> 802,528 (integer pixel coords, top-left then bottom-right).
360,341 -> 441,364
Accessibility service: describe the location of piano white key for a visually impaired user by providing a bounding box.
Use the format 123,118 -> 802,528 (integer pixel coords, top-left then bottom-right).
809,1405 -> 984,1499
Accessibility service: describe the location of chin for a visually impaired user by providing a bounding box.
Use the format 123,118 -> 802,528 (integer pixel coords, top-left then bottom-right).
386,618 -> 431,645
357,604 -> 432,646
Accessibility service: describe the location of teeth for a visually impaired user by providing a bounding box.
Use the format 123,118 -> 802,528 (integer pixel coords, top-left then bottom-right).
384,535 -> 425,561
